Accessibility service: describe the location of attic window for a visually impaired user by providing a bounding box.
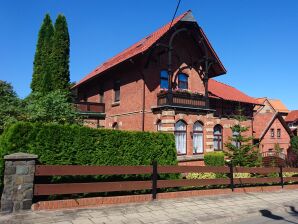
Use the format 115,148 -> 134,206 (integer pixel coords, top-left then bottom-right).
270,128 -> 274,138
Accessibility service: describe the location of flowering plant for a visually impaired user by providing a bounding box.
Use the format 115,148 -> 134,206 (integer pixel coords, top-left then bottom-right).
159,88 -> 204,96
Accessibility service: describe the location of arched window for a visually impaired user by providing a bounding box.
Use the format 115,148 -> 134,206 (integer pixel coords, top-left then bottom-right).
112,122 -> 119,130
178,73 -> 188,89
213,125 -> 223,151
175,120 -> 187,155
160,70 -> 169,89
156,120 -> 162,132
193,122 -> 203,154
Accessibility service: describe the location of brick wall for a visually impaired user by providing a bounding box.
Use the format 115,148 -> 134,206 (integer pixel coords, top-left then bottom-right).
76,29 -> 255,164
260,117 -> 291,155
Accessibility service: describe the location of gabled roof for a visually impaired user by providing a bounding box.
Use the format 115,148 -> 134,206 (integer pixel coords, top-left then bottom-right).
73,10 -> 226,88
253,112 -> 293,140
268,99 -> 289,113
209,79 -> 259,105
253,113 -> 276,139
255,97 -> 289,113
285,110 -> 298,123
255,97 -> 267,105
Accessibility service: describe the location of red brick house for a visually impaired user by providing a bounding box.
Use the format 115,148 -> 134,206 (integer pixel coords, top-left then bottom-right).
255,97 -> 289,119
72,10 -> 261,165
253,112 -> 293,158
286,110 -> 298,136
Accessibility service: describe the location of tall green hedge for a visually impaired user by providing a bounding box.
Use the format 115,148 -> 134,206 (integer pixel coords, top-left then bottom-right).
0,122 -> 177,187
204,152 -> 225,166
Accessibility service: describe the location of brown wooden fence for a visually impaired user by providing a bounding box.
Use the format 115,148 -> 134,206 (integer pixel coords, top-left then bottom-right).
33,162 -> 298,199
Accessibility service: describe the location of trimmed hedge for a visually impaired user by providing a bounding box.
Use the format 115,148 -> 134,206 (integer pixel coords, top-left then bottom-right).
0,122 -> 177,187
204,152 -> 225,166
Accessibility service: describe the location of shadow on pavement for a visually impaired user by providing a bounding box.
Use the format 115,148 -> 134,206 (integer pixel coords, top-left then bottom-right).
289,206 -> 298,215
259,209 -> 298,224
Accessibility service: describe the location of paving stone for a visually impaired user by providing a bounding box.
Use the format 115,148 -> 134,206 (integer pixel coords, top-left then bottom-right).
2,190 -> 298,224
71,218 -> 94,224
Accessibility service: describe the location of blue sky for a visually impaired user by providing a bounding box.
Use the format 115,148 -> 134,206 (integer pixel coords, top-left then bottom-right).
0,0 -> 297,109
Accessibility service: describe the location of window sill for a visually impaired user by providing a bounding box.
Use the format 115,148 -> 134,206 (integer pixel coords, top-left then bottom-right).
111,101 -> 120,107
177,154 -> 204,162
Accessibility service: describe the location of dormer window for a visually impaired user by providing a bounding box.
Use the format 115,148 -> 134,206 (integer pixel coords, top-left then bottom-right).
160,70 -> 169,89
178,73 -> 188,89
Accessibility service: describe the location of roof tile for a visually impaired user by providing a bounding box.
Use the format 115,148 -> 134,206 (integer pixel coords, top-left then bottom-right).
285,110 -> 298,122
73,10 -> 226,88
253,113 -> 276,139
209,79 -> 259,105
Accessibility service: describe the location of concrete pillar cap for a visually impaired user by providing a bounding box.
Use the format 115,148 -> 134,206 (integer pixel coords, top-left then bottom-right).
4,152 -> 38,161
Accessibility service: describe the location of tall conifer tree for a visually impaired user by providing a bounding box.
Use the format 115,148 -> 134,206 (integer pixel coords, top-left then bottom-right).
51,14 -> 70,90
31,14 -> 54,93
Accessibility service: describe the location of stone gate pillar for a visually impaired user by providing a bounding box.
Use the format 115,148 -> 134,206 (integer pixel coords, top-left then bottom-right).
1,152 -> 38,212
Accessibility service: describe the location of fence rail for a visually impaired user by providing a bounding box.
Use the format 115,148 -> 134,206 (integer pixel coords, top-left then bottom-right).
33,163 -> 298,198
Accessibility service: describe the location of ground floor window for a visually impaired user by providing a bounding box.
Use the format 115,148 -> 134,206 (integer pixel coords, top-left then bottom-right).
214,125 -> 223,151
175,120 -> 186,155
193,122 -> 203,154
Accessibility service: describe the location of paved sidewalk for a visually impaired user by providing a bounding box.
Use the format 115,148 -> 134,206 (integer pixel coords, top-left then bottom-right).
1,190 -> 298,224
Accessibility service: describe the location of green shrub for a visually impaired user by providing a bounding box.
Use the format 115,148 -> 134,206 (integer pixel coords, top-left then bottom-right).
233,173 -> 251,178
291,136 -> 298,154
0,122 -> 177,187
186,172 -> 216,179
204,152 -> 225,166
283,172 -> 298,177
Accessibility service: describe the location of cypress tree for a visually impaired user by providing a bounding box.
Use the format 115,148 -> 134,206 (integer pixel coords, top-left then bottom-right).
51,14 -> 70,90
31,14 -> 54,93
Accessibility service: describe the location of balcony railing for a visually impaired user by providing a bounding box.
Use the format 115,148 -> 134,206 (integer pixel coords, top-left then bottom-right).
157,91 -> 207,109
74,102 -> 105,114
261,151 -> 286,160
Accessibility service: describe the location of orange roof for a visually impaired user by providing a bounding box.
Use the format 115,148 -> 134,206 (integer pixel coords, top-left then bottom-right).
255,97 -> 289,113
285,110 -> 298,122
209,79 -> 259,105
268,99 -> 289,113
255,97 -> 266,105
73,10 -> 226,88
253,113 -> 276,139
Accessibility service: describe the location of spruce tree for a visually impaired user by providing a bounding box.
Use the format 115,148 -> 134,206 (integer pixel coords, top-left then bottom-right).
224,108 -> 262,167
31,14 -> 54,93
51,14 -> 70,90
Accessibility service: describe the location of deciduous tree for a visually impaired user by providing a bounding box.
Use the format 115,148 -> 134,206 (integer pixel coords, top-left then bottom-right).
0,81 -> 22,133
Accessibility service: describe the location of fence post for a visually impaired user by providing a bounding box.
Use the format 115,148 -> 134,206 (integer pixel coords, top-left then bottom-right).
229,163 -> 234,192
1,152 -> 38,213
279,166 -> 284,188
152,160 -> 158,200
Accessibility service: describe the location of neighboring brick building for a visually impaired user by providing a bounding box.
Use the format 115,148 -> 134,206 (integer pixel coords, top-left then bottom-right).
286,110 -> 298,136
253,112 -> 294,165
255,97 -> 289,119
72,10 -> 263,165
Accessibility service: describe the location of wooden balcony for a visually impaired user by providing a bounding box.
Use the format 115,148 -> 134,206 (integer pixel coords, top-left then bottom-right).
157,91 -> 208,109
74,102 -> 105,118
